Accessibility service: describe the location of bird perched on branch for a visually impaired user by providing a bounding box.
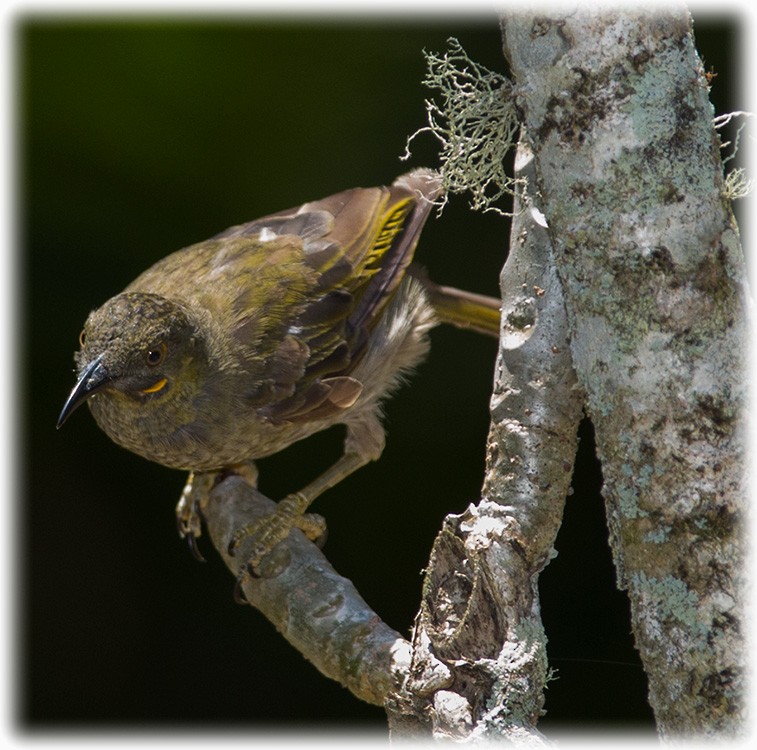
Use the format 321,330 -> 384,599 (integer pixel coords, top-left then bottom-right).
58,169 -> 500,578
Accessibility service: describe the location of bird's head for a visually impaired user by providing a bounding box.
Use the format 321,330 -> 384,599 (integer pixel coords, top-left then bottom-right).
57,292 -> 207,431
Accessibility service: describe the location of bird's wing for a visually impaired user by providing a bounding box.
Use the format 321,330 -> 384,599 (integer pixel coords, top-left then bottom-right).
248,170 -> 441,424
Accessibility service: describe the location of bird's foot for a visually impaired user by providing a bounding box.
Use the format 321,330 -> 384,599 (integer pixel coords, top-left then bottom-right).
228,493 -> 327,593
176,471 -> 216,562
176,464 -> 259,562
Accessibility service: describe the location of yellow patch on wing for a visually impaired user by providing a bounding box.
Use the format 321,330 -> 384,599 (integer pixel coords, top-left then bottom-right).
364,198 -> 413,270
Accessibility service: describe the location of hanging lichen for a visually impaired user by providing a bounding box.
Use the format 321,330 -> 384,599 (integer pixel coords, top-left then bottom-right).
403,38 -> 522,215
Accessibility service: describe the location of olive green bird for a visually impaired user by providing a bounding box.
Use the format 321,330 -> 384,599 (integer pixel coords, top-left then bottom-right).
58,169 -> 500,575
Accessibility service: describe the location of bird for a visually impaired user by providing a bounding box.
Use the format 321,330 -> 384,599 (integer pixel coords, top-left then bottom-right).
58,169 -> 501,576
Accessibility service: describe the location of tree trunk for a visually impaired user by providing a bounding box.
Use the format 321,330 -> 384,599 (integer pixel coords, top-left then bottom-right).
500,5 -> 748,737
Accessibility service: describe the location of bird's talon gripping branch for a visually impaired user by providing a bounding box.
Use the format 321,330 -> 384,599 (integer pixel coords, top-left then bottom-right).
227,492 -> 312,564
297,513 -> 328,547
233,572 -> 252,605
185,534 -> 205,563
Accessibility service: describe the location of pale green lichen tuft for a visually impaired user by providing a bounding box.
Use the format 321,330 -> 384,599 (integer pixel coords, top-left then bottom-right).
403,37 -> 522,215
723,168 -> 753,201
714,111 -> 753,201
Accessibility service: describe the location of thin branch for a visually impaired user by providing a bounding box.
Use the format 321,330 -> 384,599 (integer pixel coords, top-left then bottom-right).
201,475 -> 411,707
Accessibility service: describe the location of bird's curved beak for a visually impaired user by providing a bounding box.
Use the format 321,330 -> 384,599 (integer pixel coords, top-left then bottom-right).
57,354 -> 111,429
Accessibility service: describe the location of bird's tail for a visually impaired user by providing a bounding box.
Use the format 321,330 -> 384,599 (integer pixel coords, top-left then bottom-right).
412,270 -> 501,338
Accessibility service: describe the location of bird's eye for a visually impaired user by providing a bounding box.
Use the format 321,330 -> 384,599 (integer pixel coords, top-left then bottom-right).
146,343 -> 167,367
78,329 -> 86,347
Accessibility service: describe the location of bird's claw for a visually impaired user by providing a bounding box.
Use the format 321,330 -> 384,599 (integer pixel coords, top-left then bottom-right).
184,532 -> 206,562
176,497 -> 205,561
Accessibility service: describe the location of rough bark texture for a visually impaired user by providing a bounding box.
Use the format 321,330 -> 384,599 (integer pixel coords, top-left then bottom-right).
385,142 -> 584,742
501,6 -> 748,737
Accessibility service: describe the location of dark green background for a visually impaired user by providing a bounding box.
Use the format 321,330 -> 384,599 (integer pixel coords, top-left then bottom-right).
19,12 -> 738,734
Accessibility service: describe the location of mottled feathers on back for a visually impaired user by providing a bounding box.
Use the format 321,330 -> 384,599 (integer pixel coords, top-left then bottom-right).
125,169 -> 442,426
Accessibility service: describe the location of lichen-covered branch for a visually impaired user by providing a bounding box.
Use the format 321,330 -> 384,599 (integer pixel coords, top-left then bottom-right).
201,475 -> 411,707
501,6 -> 748,737
385,141 -> 584,742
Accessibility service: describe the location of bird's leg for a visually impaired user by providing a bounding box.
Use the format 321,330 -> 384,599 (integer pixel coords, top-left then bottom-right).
229,413 -> 385,577
227,452 -> 364,566
177,463 -> 259,561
